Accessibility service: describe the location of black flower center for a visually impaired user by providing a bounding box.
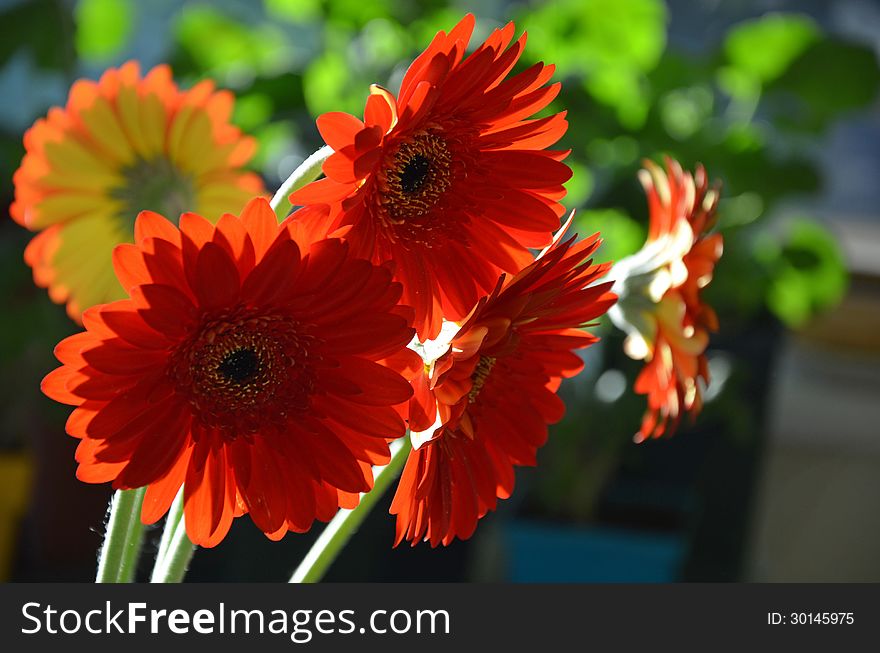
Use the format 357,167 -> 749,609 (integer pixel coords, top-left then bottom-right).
381,132 -> 452,228
169,309 -> 318,437
400,154 -> 431,194
218,348 -> 259,383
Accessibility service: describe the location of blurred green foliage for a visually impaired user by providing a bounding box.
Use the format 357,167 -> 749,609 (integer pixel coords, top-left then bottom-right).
75,0 -> 132,61
754,218 -> 848,327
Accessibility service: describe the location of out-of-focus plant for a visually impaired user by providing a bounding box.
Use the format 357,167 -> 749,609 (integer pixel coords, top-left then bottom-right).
754,218 -> 848,327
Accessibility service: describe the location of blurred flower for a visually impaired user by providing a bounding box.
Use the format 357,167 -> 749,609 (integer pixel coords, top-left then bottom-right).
391,221 -> 616,546
11,61 -> 264,321
41,198 -> 414,547
608,159 -> 723,441
290,14 -> 570,340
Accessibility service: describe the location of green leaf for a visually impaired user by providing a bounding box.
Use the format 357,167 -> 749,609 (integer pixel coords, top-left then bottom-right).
564,161 -> 595,207
233,93 -> 274,132
264,0 -> 321,23
717,192 -> 764,230
324,0 -> 393,28
252,121 -> 297,173
524,0 -> 666,128
0,0 -> 71,70
768,39 -> 880,131
303,48 -> 364,117
659,85 -> 714,140
724,13 -> 819,86
75,0 -> 133,61
755,218 -> 848,327
176,5 -> 293,79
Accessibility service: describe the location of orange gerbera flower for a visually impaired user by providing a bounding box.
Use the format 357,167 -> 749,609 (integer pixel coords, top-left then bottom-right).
390,222 -> 616,546
290,14 -> 570,340
11,61 -> 264,321
41,198 -> 414,547
608,159 -> 723,441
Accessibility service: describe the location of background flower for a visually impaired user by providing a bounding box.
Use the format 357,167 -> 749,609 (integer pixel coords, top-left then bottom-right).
11,61 -> 264,320
41,198 -> 414,546
609,159 -> 722,440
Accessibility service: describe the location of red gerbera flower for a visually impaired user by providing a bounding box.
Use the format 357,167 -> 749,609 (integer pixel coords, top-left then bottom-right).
41,197 -> 414,547
390,222 -> 616,546
290,13 -> 571,340
608,159 -> 723,441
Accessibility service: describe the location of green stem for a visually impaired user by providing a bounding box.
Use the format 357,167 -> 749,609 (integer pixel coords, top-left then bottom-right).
155,489 -> 184,565
95,487 -> 146,583
270,145 -> 333,221
289,436 -> 412,583
150,493 -> 195,583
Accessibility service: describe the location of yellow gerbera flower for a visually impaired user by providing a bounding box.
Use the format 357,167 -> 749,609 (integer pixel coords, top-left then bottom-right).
10,61 -> 265,320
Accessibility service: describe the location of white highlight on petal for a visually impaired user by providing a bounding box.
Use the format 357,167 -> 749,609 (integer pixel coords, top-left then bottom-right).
605,209 -> 696,363
406,318 -> 462,450
410,410 -> 444,450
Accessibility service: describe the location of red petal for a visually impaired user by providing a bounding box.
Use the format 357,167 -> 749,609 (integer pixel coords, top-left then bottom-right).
183,442 -> 235,547
240,238 -> 301,306
480,151 -> 572,188
239,197 -> 280,258
193,241 -> 240,310
42,367 -> 85,405
316,112 -> 365,152
134,210 -> 179,245
320,356 -> 413,406
141,444 -> 192,524
215,212 -> 256,275
81,339 -> 167,375
98,305 -> 170,349
317,396 -> 405,439
112,244 -> 149,291
132,284 -> 196,338
364,89 -> 396,132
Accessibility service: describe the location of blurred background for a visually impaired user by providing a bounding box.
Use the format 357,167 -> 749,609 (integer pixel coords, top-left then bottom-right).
1,0 -> 879,582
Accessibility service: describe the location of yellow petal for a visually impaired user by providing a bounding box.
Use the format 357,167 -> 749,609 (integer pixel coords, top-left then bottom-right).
177,113 -> 227,175
138,93 -> 169,158
31,191 -> 124,229
116,84 -> 151,158
77,96 -> 136,166
48,213 -> 129,311
167,105 -> 196,166
42,136 -> 116,178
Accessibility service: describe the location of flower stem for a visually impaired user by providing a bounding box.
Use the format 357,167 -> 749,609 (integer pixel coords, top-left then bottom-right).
270,145 -> 333,221
150,495 -> 195,583
289,436 -> 412,583
155,489 -> 184,566
95,487 -> 146,583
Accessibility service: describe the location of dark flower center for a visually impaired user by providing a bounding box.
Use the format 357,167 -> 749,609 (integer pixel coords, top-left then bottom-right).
168,308 -> 317,437
400,155 -> 431,194
467,356 -> 497,403
111,157 -> 196,227
218,348 -> 259,383
381,132 -> 452,225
